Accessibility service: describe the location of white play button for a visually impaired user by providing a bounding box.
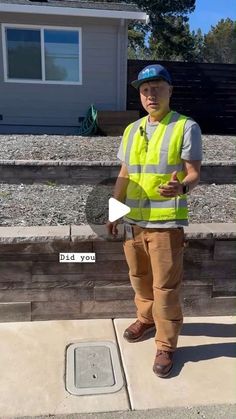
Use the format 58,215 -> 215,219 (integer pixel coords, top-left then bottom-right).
108,198 -> 130,222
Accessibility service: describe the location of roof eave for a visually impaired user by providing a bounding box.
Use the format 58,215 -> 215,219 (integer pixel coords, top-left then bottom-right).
0,3 -> 148,21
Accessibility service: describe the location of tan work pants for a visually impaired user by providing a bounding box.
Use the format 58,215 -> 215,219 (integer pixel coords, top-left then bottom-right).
123,225 -> 185,352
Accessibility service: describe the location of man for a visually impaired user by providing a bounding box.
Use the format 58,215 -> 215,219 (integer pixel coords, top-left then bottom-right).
106,64 -> 202,378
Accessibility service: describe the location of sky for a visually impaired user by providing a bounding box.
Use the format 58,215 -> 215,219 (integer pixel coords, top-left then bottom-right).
188,0 -> 236,34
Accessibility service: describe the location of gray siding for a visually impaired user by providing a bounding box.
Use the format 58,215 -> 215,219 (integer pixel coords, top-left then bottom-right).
0,12 -> 128,132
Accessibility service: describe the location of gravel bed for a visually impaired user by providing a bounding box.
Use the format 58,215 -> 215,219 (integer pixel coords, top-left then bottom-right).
0,134 -> 235,227
0,183 -> 235,226
0,134 -> 235,161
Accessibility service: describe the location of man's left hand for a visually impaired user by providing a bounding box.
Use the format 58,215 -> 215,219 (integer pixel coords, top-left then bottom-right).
158,171 -> 182,197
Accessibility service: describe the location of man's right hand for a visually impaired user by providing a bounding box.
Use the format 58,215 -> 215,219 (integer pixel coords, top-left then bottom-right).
106,163 -> 129,237
106,220 -> 119,236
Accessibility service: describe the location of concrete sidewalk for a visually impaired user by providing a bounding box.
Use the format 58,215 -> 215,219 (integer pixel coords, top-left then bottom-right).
18,404 -> 236,419
0,316 -> 235,418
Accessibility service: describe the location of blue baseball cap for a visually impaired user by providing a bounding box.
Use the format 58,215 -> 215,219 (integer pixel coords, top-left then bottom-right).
131,64 -> 172,90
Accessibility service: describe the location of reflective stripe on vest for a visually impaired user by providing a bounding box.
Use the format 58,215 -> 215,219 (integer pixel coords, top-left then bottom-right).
122,110 -> 189,222
125,198 -> 187,209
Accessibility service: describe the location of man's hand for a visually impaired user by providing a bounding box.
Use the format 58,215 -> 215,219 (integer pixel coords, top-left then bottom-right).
159,171 -> 182,197
105,162 -> 129,237
106,220 -> 119,236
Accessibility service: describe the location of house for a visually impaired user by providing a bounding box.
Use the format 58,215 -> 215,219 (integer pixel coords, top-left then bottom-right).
0,0 -> 147,134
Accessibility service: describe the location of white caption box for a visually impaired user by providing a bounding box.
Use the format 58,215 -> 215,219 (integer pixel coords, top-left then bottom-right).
59,253 -> 96,263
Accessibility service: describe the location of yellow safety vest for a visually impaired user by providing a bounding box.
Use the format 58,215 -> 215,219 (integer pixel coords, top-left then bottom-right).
122,110 -> 188,222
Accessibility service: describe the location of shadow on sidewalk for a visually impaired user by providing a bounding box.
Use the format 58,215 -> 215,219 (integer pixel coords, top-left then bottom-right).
170,341 -> 236,378
181,322 -> 236,338
154,322 -> 236,378
129,321 -> 236,343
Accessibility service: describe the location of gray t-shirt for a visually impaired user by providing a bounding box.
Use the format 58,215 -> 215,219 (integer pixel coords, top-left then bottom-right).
117,115 -> 202,228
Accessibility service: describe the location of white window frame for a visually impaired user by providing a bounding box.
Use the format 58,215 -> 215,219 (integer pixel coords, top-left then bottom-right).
1,23 -> 82,85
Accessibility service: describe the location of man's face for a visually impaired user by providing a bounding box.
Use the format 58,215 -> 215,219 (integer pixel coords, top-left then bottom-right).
139,79 -> 173,116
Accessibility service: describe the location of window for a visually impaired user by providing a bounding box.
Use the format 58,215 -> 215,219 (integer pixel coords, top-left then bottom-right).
6,28 -> 42,80
2,24 -> 82,84
44,29 -> 80,82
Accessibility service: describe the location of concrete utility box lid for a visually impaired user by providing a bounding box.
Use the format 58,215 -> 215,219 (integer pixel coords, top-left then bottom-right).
66,341 -> 124,395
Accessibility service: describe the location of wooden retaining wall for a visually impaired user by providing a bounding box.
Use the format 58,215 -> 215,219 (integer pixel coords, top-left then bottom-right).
0,161 -> 235,185
0,224 -> 235,322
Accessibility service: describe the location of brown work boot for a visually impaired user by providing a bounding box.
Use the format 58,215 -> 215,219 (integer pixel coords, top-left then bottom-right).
123,319 -> 155,342
153,349 -> 174,378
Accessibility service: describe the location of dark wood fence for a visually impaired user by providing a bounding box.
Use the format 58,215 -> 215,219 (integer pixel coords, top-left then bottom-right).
127,60 -> 236,135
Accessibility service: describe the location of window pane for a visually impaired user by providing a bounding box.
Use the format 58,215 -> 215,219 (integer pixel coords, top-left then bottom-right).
44,30 -> 79,82
6,28 -> 42,79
